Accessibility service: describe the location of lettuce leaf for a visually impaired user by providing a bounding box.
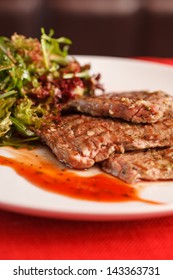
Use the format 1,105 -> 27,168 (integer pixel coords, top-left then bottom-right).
0,97 -> 16,137
13,96 -> 46,128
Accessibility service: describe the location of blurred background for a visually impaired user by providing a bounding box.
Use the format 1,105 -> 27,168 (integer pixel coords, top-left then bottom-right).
0,0 -> 173,57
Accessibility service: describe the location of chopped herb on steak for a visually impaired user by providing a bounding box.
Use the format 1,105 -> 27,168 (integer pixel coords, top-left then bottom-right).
38,114 -> 173,169
101,147 -> 173,184
65,91 -> 173,123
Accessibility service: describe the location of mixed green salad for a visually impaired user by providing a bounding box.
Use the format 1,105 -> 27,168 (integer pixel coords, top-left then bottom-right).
0,28 -> 102,147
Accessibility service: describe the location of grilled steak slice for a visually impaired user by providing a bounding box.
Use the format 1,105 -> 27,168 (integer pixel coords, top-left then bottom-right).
65,91 -> 173,123
38,114 -> 173,169
102,147 -> 173,184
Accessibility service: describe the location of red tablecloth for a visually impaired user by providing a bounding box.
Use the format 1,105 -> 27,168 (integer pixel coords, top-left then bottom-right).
0,58 -> 173,260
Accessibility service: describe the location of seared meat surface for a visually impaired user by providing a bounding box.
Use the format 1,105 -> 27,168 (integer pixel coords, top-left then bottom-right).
102,147 -> 173,184
38,114 -> 173,169
65,91 -> 173,123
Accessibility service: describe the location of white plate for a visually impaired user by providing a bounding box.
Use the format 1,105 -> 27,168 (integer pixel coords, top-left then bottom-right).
1,56 -> 173,221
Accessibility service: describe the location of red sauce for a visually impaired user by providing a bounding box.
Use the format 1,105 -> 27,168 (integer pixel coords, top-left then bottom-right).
0,147 -> 157,203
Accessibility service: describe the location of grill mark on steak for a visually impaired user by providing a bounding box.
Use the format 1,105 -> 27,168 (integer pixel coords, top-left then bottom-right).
65,91 -> 173,123
101,147 -> 173,184
38,114 -> 173,169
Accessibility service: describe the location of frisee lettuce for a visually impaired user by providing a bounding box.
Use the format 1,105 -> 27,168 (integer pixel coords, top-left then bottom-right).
0,97 -> 16,137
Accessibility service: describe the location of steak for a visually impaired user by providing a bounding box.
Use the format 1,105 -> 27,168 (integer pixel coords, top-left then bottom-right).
101,147 -> 173,184
65,91 -> 173,123
38,114 -> 173,169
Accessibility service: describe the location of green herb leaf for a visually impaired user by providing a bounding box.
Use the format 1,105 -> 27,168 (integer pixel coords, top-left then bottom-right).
10,116 -> 36,137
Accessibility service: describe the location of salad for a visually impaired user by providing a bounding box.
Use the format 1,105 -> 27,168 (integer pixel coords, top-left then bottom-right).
0,28 -> 103,147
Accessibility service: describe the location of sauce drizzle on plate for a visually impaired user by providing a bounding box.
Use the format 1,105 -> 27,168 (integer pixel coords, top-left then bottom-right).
0,146 -> 159,204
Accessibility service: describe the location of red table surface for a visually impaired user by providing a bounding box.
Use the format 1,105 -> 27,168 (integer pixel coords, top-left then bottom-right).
0,58 -> 173,260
